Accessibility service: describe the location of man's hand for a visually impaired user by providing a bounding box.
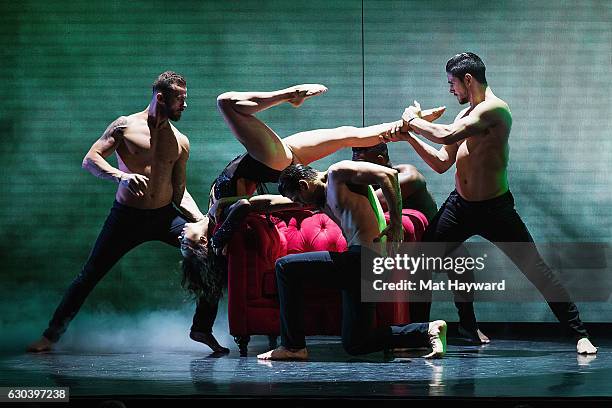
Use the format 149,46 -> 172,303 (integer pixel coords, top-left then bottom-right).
381,120 -> 404,142
374,223 -> 404,256
403,100 -> 446,129
120,173 -> 149,197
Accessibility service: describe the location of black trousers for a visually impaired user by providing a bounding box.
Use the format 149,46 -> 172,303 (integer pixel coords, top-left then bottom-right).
275,246 -> 430,355
43,201 -> 218,342
417,189 -> 588,339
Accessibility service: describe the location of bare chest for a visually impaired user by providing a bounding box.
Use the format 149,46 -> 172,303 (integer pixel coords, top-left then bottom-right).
456,132 -> 508,168
118,127 -> 181,167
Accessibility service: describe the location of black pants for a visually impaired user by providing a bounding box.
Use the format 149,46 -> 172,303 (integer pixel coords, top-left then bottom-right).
409,242 -> 480,331
418,189 -> 588,339
43,201 -> 218,342
275,246 -> 430,355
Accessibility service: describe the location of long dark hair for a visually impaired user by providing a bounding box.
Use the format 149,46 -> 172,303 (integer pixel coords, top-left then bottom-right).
180,219 -> 227,304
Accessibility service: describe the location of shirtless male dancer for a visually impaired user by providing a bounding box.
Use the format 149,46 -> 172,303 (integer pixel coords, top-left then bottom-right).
27,71 -> 228,353
401,52 -> 597,354
257,161 -> 448,361
352,143 -> 490,343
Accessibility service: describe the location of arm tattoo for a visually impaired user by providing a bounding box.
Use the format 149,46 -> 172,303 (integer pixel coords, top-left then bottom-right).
102,117 -> 128,141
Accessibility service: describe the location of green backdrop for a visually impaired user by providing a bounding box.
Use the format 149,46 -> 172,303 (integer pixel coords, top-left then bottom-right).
1,0 -> 610,348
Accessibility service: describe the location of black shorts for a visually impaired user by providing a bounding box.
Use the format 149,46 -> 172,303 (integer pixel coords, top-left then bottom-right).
213,153 -> 282,200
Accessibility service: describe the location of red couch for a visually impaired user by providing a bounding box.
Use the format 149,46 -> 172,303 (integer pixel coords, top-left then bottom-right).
226,209 -> 428,355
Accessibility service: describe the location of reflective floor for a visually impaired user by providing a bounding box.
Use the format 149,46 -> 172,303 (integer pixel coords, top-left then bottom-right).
2,335 -> 611,401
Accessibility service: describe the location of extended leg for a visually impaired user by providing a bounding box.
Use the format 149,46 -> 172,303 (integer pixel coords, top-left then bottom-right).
420,192 -> 487,342
282,122 -> 402,166
216,85 -> 327,170
478,193 -> 595,353
28,206 -> 145,352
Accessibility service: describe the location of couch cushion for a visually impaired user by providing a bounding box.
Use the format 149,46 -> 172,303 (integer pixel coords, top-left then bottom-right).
275,212 -> 347,254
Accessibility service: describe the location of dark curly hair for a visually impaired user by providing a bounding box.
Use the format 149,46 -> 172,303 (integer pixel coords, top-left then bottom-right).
180,218 -> 226,305
278,164 -> 318,197
152,71 -> 186,99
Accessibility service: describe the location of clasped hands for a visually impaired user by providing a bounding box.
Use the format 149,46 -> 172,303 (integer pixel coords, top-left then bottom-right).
381,101 -> 446,142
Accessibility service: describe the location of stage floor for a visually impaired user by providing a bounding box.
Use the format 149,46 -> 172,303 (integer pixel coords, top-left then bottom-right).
1,334 -> 611,403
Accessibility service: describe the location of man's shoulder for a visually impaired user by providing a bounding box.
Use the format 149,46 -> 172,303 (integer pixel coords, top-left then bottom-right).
169,123 -> 188,139
471,97 -> 511,128
327,159 -> 353,173
114,112 -> 142,129
172,127 -> 190,150
481,95 -> 510,113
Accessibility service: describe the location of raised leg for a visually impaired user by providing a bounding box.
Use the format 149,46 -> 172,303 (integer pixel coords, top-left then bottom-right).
216,85 -> 327,170
282,122 -> 402,166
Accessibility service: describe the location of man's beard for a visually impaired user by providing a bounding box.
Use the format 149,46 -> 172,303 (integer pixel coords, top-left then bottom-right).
168,111 -> 182,121
162,95 -> 182,121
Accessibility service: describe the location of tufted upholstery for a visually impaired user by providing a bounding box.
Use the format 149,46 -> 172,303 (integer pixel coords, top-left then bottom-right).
227,209 -> 428,350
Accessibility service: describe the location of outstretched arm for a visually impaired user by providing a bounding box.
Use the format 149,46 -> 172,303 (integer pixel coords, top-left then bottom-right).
404,134 -> 459,174
82,116 -> 149,196
212,194 -> 309,221
172,137 -> 205,222
404,100 -> 511,145
282,106 -> 445,166
210,194 -> 308,255
247,194 -> 312,213
328,160 -> 403,242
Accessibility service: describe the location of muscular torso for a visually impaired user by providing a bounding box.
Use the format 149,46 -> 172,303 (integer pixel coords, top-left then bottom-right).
454,102 -> 510,201
324,177 -> 380,247
115,112 -> 185,209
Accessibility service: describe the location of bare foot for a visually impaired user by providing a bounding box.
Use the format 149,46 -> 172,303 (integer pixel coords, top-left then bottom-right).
257,346 -> 308,361
288,84 -> 328,107
190,331 -> 230,354
458,325 -> 490,344
577,353 -> 597,366
423,320 -> 447,359
577,337 -> 597,354
26,336 -> 54,353
420,106 -> 446,122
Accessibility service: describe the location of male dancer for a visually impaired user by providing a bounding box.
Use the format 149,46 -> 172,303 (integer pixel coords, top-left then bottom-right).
351,143 -> 489,343
257,161 -> 447,360
402,52 -> 596,354
27,72 -> 228,353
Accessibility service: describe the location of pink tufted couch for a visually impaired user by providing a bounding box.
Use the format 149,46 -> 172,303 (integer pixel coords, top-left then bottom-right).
226,209 -> 428,355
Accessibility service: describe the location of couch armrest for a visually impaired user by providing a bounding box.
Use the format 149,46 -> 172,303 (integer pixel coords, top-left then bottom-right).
227,214 -> 286,335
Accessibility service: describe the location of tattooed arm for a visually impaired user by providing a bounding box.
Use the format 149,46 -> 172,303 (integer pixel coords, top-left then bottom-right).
82,116 -> 149,197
